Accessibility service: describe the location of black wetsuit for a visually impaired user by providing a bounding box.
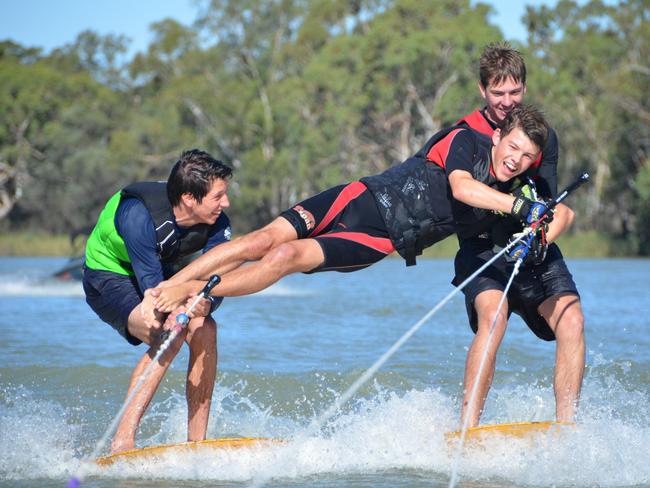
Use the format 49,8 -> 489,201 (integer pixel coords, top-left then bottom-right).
280,127 -> 506,272
452,109 -> 579,341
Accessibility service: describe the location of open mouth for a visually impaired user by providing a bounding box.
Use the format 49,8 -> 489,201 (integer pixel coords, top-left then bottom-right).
503,160 -> 517,174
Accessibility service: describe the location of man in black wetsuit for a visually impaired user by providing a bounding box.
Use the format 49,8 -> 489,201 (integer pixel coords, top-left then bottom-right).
453,43 -> 585,427
150,106 -> 552,318
82,149 -> 232,452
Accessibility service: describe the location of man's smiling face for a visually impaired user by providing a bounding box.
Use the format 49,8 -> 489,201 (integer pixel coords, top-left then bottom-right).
490,127 -> 541,182
480,76 -> 526,125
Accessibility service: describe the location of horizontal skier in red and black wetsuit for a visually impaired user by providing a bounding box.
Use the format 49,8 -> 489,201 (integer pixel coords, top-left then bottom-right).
149,105 -> 551,313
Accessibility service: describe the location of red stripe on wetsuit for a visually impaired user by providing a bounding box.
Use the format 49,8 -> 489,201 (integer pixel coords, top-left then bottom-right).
456,110 -> 494,136
309,181 -> 367,236
309,181 -> 394,254
425,128 -> 465,170
426,126 -> 496,178
317,232 -> 395,254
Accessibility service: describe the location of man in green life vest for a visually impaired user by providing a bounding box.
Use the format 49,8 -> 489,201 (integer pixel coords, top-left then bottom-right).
83,149 -> 233,453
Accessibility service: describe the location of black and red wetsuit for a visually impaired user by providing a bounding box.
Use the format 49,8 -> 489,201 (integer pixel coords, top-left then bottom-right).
456,108 -> 559,199
280,181 -> 395,273
280,126 -> 507,271
453,108 -> 579,342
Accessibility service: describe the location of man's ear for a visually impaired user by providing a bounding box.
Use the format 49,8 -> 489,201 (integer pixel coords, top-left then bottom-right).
181,192 -> 195,207
492,128 -> 502,146
478,81 -> 487,99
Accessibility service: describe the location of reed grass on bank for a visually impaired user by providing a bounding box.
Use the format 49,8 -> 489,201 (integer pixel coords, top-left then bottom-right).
0,233 -> 80,256
0,230 -> 631,258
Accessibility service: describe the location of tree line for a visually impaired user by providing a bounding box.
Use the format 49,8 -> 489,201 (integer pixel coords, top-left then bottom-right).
1,0 -> 648,254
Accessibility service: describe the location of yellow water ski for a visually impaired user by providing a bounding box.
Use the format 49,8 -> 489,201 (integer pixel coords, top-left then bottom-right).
446,420 -> 574,444
96,437 -> 282,466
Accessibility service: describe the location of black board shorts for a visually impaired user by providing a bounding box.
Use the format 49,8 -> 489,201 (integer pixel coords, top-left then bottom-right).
82,265 -> 143,345
280,181 -> 395,273
452,242 -> 580,341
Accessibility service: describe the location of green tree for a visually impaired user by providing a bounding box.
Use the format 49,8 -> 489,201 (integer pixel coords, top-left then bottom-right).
523,0 -> 649,246
0,36 -> 133,233
1,0 -> 647,255
634,159 -> 650,255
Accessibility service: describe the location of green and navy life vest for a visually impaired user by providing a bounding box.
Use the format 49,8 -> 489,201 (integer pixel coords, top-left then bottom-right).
85,182 -> 211,275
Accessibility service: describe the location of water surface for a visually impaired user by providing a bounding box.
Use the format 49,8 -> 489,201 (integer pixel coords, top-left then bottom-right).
1,257 -> 648,487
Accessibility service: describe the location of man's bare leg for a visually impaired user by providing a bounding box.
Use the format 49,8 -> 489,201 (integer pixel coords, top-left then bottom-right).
461,290 -> 509,428
111,305 -> 186,453
185,315 -> 217,441
149,217 -> 299,313
154,238 -> 326,311
538,293 -> 584,422
168,217 -> 298,284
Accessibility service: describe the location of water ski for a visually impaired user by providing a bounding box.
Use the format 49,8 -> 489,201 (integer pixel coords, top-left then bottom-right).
446,420 -> 574,444
96,437 -> 282,466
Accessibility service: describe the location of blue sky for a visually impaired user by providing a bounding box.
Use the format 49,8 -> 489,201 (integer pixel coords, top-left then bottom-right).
1,0 -> 556,57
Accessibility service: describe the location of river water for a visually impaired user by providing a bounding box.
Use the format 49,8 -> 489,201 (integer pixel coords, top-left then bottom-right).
1,257 -> 648,487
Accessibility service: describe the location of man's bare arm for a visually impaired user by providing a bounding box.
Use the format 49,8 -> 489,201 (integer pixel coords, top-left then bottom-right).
448,170 -> 516,213
545,203 -> 574,243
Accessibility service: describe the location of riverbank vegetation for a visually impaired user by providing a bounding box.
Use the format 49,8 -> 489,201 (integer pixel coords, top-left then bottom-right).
0,230 -> 622,259
1,0 -> 648,254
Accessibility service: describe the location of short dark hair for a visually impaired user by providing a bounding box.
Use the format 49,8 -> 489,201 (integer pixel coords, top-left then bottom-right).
479,42 -> 526,88
498,104 -> 548,151
167,149 -> 233,206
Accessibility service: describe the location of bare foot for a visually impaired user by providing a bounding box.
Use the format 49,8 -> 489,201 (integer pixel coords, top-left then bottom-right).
153,281 -> 203,313
111,437 -> 135,454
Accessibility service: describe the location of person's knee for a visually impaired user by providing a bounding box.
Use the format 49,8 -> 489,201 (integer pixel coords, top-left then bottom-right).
555,308 -> 584,344
264,242 -> 301,272
187,316 -> 217,347
243,227 -> 282,258
476,306 -> 508,335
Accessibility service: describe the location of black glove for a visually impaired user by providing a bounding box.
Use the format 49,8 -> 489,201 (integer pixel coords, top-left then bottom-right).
527,230 -> 549,265
511,197 -> 549,224
504,226 -> 548,265
505,231 -> 533,263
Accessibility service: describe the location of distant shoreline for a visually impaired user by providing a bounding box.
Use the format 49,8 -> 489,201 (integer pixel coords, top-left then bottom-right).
0,231 -> 633,258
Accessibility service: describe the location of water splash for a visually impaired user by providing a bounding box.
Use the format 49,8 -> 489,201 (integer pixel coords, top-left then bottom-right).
253,282 -> 315,297
0,277 -> 84,297
0,385 -> 82,480
1,370 -> 648,486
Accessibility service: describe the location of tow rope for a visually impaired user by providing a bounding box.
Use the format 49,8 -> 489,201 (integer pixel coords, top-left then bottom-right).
448,173 -> 590,488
